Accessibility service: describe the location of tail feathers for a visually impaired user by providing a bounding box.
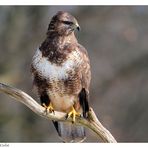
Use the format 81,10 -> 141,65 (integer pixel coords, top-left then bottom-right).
53,121 -> 86,143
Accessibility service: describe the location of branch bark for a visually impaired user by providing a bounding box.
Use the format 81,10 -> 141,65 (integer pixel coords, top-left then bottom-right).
0,82 -> 117,143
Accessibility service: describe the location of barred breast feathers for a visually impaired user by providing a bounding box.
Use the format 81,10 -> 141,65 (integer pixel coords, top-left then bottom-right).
31,48 -> 83,81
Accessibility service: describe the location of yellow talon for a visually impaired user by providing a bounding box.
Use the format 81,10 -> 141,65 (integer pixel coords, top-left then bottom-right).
42,102 -> 54,114
67,106 -> 81,123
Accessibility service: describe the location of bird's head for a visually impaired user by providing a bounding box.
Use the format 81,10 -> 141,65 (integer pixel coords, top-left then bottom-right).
47,11 -> 80,36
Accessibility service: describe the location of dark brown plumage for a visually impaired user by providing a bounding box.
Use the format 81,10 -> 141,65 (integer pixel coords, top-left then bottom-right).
31,11 -> 91,142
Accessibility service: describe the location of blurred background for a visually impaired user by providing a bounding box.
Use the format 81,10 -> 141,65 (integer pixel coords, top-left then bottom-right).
0,6 -> 148,142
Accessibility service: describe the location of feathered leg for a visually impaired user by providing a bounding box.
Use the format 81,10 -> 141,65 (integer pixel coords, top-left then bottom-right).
52,88 -> 89,143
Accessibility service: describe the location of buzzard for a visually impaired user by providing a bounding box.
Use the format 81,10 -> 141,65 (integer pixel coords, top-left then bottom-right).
31,11 -> 91,142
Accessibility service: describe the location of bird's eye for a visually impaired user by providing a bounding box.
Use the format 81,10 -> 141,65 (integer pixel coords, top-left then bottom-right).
62,21 -> 73,25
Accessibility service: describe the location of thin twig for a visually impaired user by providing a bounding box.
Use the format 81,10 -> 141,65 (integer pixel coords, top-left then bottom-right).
0,82 -> 117,143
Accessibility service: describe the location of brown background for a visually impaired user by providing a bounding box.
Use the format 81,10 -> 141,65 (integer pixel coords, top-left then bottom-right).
0,6 -> 148,142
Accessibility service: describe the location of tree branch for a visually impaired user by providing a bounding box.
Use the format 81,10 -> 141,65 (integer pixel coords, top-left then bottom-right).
0,82 -> 117,143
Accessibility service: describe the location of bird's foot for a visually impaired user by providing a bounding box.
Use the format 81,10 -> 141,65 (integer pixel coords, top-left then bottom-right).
66,106 -> 81,123
42,103 -> 54,114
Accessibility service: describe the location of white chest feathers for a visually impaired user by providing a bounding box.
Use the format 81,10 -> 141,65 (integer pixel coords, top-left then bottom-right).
32,48 -> 82,80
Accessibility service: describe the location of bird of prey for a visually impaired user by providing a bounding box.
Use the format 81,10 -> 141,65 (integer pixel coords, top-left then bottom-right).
31,11 -> 91,142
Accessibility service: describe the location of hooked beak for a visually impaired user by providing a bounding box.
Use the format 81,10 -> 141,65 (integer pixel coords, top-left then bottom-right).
76,25 -> 80,31
74,22 -> 80,31
76,22 -> 80,31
